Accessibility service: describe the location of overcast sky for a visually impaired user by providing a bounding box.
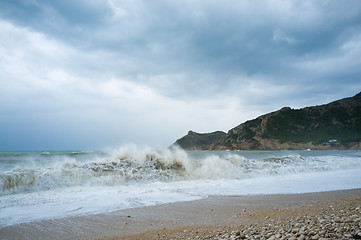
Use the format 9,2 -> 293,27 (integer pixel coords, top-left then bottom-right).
1,0 -> 361,150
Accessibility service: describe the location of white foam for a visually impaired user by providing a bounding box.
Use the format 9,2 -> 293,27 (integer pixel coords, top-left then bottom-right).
1,166 -> 361,227
2,148 -> 361,196
1,148 -> 361,227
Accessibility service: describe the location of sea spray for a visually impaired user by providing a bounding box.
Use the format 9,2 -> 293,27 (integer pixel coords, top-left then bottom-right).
0,147 -> 361,226
1,147 -> 361,196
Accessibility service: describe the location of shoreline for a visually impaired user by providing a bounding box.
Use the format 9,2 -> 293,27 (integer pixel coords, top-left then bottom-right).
1,188 -> 360,239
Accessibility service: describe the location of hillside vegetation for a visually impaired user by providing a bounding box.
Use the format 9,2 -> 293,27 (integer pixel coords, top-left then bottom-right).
174,92 -> 361,150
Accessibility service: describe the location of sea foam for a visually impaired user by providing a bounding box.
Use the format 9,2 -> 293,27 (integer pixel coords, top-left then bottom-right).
1,147 -> 361,227
1,146 -> 361,196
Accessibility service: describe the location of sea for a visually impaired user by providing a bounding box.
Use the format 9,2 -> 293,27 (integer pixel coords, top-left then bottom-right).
1,146 -> 361,227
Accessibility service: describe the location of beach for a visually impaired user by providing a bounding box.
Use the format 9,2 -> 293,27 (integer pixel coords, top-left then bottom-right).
1,150 -> 361,239
0,188 -> 360,239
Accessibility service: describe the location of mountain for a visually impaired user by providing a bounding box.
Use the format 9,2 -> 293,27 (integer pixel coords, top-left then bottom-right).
173,92 -> 361,150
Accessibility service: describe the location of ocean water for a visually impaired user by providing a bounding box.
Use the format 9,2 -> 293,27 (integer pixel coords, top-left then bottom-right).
1,146 -> 361,227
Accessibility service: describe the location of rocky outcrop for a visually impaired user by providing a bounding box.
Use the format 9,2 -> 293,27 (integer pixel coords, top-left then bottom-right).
173,92 -> 361,150
173,131 -> 226,150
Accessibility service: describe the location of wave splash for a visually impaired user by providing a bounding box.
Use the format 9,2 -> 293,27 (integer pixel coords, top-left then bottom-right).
1,146 -> 360,195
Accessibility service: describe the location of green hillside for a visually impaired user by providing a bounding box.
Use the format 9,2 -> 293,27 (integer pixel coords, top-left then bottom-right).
174,92 -> 361,150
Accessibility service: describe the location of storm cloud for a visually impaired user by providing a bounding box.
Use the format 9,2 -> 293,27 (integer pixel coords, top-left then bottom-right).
1,0 -> 361,150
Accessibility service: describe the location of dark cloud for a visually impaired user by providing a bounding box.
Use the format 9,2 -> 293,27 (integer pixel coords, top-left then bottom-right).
2,0 -> 360,78
0,0 -> 361,150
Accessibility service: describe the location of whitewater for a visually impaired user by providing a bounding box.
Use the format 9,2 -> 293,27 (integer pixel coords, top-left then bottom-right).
1,146 -> 361,227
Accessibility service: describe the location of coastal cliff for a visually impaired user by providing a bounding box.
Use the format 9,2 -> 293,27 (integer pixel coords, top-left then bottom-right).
173,131 -> 226,150
173,92 -> 361,150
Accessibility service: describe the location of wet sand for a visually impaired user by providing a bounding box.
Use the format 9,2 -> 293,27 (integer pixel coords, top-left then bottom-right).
1,189 -> 360,240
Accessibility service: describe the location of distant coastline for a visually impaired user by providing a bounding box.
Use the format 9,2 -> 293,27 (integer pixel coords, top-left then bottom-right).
173,92 -> 361,150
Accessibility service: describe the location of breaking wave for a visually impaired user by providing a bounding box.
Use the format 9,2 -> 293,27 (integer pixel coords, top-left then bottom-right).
1,146 -> 360,195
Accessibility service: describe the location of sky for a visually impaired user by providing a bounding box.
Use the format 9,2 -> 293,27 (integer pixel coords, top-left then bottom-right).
0,0 -> 361,150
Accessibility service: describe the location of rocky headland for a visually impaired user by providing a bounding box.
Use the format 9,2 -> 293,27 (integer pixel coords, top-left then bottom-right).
173,92 -> 361,150
173,131 -> 226,150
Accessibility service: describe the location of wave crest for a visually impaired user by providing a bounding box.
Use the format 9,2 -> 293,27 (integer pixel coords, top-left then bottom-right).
2,146 -> 360,196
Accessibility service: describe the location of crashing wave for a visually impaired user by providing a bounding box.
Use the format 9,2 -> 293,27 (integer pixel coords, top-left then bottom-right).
1,146 -> 359,196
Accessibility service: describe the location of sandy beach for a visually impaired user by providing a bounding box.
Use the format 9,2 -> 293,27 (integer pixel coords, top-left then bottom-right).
0,188 -> 360,240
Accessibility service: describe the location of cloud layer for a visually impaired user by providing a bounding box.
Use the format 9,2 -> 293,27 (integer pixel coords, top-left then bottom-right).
1,0 -> 361,150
